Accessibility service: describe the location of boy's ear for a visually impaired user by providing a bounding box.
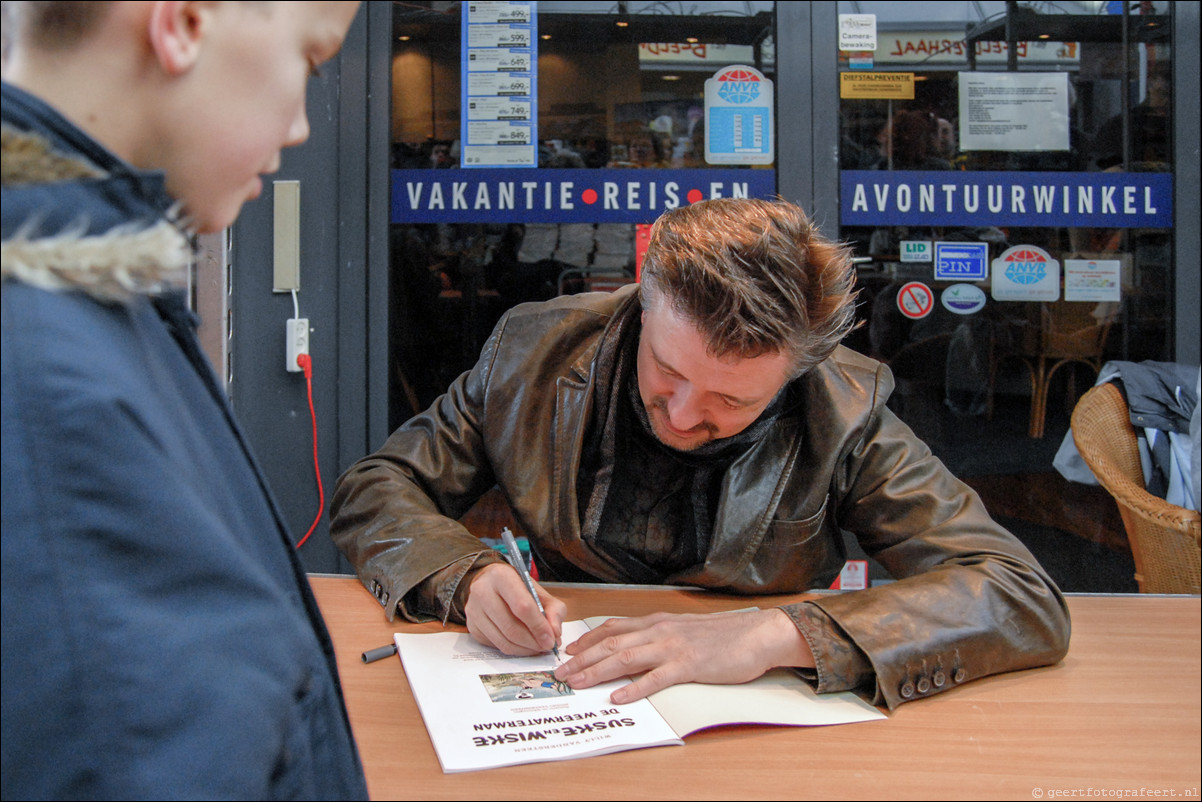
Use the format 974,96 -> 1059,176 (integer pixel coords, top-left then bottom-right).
147,1 -> 215,75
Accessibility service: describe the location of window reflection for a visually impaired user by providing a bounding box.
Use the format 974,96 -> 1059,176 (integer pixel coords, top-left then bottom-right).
836,1 -> 1175,591
389,2 -> 775,422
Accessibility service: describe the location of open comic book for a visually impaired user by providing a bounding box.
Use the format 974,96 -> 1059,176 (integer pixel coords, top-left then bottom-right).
394,615 -> 885,773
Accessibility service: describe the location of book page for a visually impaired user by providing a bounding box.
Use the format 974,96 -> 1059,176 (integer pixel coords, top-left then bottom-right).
394,621 -> 683,773
647,669 -> 885,736
579,614 -> 886,736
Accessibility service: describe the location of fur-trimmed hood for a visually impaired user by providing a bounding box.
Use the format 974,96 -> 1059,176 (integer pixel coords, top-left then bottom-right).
1,109 -> 193,304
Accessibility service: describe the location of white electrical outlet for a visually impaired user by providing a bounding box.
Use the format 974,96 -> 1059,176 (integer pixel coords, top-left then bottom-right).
286,317 -> 309,372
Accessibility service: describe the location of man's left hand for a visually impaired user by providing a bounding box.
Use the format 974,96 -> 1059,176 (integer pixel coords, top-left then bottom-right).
553,608 -> 815,703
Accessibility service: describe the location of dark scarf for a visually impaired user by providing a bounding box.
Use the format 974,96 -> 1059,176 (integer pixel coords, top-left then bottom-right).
577,300 -> 785,584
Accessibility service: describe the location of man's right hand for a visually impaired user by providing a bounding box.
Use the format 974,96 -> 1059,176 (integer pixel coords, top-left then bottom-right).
463,563 -> 566,656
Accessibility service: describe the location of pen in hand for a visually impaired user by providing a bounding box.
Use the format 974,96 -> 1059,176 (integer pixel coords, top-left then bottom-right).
500,527 -> 560,661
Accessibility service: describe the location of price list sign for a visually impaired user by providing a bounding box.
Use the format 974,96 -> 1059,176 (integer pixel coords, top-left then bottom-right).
461,1 -> 537,168
705,65 -> 774,165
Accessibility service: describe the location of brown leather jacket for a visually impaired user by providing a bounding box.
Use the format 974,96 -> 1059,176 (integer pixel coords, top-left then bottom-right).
331,285 -> 1070,709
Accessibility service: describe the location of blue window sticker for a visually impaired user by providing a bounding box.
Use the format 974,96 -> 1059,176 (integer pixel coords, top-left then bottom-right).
934,241 -> 988,281
705,66 -> 774,165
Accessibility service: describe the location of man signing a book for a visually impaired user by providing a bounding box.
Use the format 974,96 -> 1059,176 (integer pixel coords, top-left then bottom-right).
330,197 -> 1070,711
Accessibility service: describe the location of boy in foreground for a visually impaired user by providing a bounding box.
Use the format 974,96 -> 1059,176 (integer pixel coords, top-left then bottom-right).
2,2 -> 367,798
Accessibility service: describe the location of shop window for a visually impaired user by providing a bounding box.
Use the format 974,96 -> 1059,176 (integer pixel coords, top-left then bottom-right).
388,1 -> 776,422
835,1 -> 1175,592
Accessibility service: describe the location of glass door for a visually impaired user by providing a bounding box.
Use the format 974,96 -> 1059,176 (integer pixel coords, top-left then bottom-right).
387,1 -> 777,426
833,0 -> 1178,592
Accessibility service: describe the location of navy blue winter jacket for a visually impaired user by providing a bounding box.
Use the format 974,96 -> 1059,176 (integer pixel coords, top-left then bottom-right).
1,81 -> 368,800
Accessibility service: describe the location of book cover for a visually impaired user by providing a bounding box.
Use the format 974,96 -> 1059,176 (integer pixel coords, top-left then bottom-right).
395,617 -> 885,773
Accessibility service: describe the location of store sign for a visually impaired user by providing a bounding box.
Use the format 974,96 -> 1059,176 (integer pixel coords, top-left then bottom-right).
873,33 -> 1079,65
839,72 -> 915,99
391,168 -> 777,224
838,14 -> 877,51
992,245 -> 1060,301
897,281 -> 935,319
934,241 -> 988,281
705,65 -> 774,166
638,42 -> 756,65
941,284 -> 988,315
1064,258 -> 1122,302
460,1 -> 537,168
900,240 -> 931,262
840,170 -> 1171,229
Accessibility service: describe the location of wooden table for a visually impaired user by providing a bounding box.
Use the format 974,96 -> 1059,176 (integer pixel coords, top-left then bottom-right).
309,576 -> 1201,801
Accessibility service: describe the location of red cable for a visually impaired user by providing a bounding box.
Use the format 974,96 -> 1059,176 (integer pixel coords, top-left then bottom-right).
294,354 -> 324,548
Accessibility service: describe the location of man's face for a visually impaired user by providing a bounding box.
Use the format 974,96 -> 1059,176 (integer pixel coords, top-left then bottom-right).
152,2 -> 360,233
636,302 -> 792,451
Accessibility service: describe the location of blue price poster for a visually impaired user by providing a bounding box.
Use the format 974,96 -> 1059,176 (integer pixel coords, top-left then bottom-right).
461,1 -> 537,168
705,65 -> 774,166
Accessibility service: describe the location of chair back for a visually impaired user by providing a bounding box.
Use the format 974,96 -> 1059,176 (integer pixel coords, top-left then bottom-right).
1040,301 -> 1115,362
1070,382 -> 1201,593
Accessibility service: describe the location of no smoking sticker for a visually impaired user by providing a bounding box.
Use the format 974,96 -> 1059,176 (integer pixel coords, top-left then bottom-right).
897,281 -> 934,319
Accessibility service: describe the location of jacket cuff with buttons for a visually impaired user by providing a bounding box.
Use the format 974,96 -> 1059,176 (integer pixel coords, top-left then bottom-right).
782,599 -> 982,710
363,548 -> 506,624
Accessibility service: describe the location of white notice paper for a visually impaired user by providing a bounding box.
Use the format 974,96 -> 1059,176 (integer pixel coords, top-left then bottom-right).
959,72 -> 1070,152
1064,259 -> 1121,302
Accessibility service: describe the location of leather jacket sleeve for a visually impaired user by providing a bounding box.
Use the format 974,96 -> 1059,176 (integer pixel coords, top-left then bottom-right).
788,368 -> 1071,709
330,316 -> 509,622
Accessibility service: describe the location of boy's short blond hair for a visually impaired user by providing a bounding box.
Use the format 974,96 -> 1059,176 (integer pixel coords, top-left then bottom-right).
2,1 -> 112,55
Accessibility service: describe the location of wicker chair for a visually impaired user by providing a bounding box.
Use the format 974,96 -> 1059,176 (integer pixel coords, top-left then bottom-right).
1070,382 -> 1201,593
1020,301 -> 1116,438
